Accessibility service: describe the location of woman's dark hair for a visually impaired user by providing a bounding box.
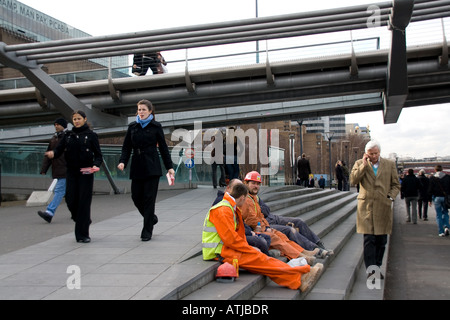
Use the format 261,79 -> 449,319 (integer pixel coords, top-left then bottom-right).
72,110 -> 87,118
71,110 -> 91,129
137,99 -> 155,118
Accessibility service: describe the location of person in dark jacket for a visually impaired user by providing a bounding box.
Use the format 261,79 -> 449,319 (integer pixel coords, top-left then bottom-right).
118,100 -> 174,241
38,118 -> 68,223
417,169 -> 430,220
335,160 -> 344,191
297,153 -> 311,187
428,165 -> 450,237
45,111 -> 103,243
401,168 -> 421,224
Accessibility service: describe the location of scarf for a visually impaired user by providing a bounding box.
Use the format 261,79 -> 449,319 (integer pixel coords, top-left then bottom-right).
136,114 -> 154,128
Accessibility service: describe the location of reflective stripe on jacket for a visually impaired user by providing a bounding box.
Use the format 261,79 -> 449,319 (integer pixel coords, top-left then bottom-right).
202,199 -> 236,260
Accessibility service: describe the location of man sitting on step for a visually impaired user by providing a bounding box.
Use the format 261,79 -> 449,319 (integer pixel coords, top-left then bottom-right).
241,171 -> 323,265
202,180 -> 323,291
244,171 -> 333,258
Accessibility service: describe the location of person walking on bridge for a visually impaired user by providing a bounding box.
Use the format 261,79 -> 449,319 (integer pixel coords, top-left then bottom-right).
350,140 -> 400,277
118,100 -> 174,241
37,118 -> 68,223
45,111 -> 103,243
428,165 -> 450,237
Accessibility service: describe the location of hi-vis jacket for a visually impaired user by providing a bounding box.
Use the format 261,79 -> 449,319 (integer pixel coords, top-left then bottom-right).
202,199 -> 236,260
201,192 -> 311,290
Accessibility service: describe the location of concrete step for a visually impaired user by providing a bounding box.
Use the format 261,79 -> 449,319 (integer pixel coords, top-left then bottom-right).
182,271 -> 267,300
263,189 -> 336,212
259,187 -> 319,203
252,207 -> 358,300
268,191 -> 354,220
304,229 -> 363,300
171,189 -> 360,300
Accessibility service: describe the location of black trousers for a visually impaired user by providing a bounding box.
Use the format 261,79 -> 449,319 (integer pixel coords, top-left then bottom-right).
131,177 -> 160,239
363,234 -> 388,270
65,171 -> 93,241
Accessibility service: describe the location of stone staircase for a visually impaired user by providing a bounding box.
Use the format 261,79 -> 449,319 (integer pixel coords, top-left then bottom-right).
161,186 -> 369,300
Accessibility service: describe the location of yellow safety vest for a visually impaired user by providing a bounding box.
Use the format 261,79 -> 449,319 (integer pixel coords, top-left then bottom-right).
202,200 -> 236,260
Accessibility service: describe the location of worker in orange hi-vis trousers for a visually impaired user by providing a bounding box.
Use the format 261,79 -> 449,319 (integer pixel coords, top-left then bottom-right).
202,181 -> 323,291
241,171 -> 320,264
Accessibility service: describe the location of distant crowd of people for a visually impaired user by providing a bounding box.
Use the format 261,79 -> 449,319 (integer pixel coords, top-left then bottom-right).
400,165 -> 450,237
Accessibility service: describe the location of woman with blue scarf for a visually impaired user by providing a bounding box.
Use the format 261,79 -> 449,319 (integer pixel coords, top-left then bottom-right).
118,100 -> 174,241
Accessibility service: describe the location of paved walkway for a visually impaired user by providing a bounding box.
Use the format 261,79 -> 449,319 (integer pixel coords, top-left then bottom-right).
0,187 -> 217,300
0,186 -> 449,301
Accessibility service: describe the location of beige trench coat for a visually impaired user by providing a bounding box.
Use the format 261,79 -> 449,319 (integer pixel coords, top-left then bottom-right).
350,157 -> 400,235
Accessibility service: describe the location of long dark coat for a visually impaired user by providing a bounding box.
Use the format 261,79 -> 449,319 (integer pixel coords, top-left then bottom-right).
350,157 -> 400,235
119,120 -> 173,179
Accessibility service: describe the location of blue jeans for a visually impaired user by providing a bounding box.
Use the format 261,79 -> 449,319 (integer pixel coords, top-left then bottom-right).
46,178 -> 66,216
433,196 -> 449,234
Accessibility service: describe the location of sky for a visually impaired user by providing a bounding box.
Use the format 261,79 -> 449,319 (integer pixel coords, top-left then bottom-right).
17,0 -> 450,159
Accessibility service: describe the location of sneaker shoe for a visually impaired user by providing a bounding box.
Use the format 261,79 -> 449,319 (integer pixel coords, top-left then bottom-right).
439,233 -> 445,237
445,227 -> 449,236
299,263 -> 324,292
37,211 -> 52,223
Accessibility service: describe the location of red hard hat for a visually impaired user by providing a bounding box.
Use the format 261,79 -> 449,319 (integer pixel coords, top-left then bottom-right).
216,262 -> 238,279
244,171 -> 261,182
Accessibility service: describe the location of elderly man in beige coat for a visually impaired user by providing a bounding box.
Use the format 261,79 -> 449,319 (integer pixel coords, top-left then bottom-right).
350,140 -> 400,278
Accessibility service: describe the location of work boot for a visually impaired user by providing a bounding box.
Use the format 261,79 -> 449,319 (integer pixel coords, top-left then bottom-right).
302,248 -> 320,256
268,249 -> 281,258
299,252 -> 316,265
299,263 -> 324,292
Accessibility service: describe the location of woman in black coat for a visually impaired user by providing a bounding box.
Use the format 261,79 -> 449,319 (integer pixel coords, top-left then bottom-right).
46,110 -> 103,243
118,100 -> 174,241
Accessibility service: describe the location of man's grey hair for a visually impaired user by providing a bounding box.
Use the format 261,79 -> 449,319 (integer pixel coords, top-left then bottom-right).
365,140 -> 381,153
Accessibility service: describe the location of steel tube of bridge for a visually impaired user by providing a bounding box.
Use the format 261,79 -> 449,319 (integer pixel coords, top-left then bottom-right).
6,1 -> 394,52
15,10 -> 392,57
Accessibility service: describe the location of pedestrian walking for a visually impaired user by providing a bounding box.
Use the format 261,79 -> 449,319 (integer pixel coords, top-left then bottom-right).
37,118 -> 68,223
45,111 -> 103,243
417,169 -> 430,220
350,140 -> 400,277
118,99 -> 174,241
297,153 -> 311,187
401,168 -> 421,224
428,165 -> 450,237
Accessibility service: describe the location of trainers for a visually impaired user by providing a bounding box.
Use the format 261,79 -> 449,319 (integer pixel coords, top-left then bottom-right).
37,211 -> 52,223
299,263 -> 324,292
439,233 -> 445,237
445,227 -> 449,236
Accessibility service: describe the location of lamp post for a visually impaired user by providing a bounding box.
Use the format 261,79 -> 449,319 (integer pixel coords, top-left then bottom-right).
255,0 -> 259,63
325,132 -> 335,189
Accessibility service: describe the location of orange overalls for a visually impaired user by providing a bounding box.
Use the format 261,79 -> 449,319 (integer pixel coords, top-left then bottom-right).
241,194 -> 305,259
208,192 -> 310,290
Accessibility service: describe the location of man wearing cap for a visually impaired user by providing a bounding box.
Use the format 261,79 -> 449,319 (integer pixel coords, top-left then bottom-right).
241,171 -> 320,264
203,180 -> 323,291
37,118 -> 68,223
